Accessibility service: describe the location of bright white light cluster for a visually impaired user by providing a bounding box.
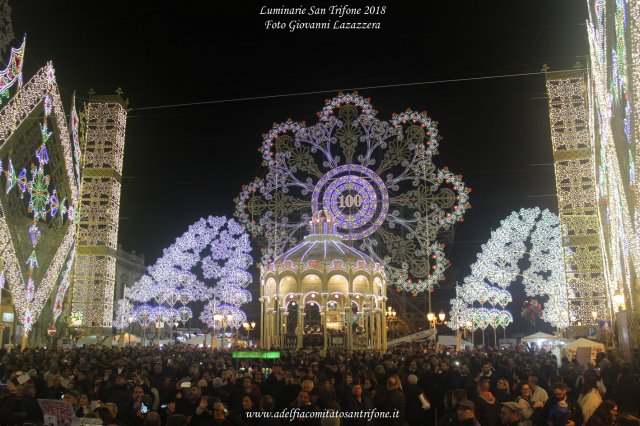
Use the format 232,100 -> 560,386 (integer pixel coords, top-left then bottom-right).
449,208 -> 569,331
72,98 -> 127,329
200,301 -> 247,329
584,0 -> 640,318
123,216 -> 252,327
546,69 -> 613,323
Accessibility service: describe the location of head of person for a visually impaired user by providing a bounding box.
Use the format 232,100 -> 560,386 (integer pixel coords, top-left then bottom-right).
94,406 -> 116,423
298,391 -> 311,406
213,402 -> 228,421
528,375 -> 539,390
593,399 -> 618,423
500,402 -> 522,425
133,385 -> 145,401
144,411 -> 161,426
456,399 -> 475,421
407,374 -> 418,385
260,395 -> 276,412
241,393 -> 256,411
551,383 -> 567,401
79,394 -> 90,407
497,379 -> 509,392
482,361 -> 492,374
520,383 -> 532,399
104,402 -> 118,419
479,378 -> 491,393
64,391 -> 79,406
387,376 -> 400,391
198,379 -> 208,390
452,389 -> 468,407
189,384 -> 202,401
52,375 -> 62,387
302,379 -> 314,393
352,383 -> 363,398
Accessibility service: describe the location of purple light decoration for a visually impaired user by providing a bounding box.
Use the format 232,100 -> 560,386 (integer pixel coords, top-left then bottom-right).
50,190 -> 59,217
36,143 -> 49,165
28,223 -> 40,247
26,278 -> 35,302
44,95 -> 52,116
16,167 -> 27,197
312,164 -> 389,240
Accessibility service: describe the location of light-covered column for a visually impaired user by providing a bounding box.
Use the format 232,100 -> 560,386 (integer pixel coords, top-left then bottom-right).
322,294 -> 328,352
296,296 -> 304,349
73,95 -> 127,336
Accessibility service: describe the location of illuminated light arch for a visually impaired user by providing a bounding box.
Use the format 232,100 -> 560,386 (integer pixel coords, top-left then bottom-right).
236,93 -> 470,294
449,208 -> 569,332
0,56 -> 80,336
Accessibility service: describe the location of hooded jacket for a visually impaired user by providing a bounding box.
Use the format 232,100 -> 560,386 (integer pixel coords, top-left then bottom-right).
476,391 -> 500,426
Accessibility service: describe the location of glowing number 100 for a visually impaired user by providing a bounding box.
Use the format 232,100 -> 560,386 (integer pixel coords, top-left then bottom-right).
338,194 -> 363,208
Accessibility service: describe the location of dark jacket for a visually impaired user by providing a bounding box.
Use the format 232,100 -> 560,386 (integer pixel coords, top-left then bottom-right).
544,396 -> 583,426
405,383 -> 430,426
343,393 -> 374,426
476,392 -> 500,426
0,394 -> 44,426
377,388 -> 405,426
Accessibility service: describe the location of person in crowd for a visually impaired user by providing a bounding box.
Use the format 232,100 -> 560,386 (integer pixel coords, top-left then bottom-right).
499,402 -> 522,426
0,382 -> 43,425
496,379 -> 511,403
144,410 -> 162,426
378,375 -> 405,426
343,382 -> 373,426
608,365 -> 640,416
578,370 -> 604,423
546,382 -> 583,426
585,399 -> 618,426
405,374 -> 430,426
47,374 -> 67,399
529,375 -> 549,406
476,378 -> 500,426
235,392 -> 260,426
514,382 -> 535,426
456,399 -> 481,426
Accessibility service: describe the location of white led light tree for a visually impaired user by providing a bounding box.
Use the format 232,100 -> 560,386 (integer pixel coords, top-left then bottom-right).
122,216 -> 253,339
449,207 -> 569,338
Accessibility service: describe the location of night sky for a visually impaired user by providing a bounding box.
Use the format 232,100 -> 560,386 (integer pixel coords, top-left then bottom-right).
9,0 -> 590,334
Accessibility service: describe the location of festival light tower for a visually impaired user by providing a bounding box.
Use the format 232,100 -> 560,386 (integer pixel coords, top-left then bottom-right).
71,92 -> 128,336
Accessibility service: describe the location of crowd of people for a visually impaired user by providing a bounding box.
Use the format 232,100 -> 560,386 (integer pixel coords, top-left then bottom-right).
0,343 -> 638,426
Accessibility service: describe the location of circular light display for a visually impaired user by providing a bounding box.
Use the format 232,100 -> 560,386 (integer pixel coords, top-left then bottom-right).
312,164 -> 389,240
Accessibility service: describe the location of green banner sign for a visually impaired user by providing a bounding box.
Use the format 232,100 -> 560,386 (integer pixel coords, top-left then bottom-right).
232,351 -> 281,359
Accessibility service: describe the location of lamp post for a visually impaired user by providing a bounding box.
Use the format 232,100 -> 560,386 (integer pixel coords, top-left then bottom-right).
243,321 -> 256,347
427,310 -> 446,344
214,314 -> 234,349
385,307 -> 397,340
613,290 -> 626,312
128,316 -> 134,346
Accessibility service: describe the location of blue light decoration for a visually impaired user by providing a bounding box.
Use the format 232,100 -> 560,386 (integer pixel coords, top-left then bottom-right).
312,164 -> 388,239
236,93 -> 471,293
